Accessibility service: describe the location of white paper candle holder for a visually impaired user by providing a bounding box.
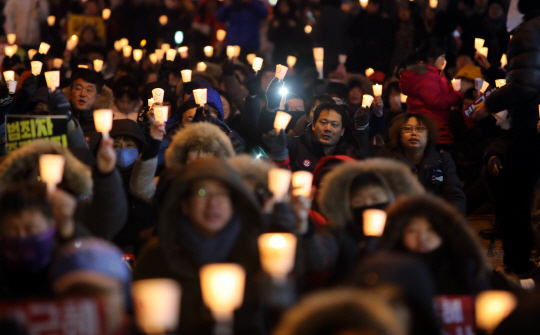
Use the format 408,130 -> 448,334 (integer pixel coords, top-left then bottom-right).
93,109 -> 113,139
47,16 -> 56,26
152,88 -> 165,103
44,71 -> 60,90
475,38 -> 485,50
31,61 -> 43,76
365,68 -> 375,77
313,47 -> 324,62
39,42 -> 50,54
474,78 -> 484,90
197,62 -> 207,72
153,106 -> 169,123
193,88 -> 207,106
3,70 -> 14,82
316,61 -> 323,79
500,54 -> 507,67
495,79 -> 506,88
7,34 -> 16,45
166,49 -> 177,61
123,45 -> 132,58
161,43 -> 171,52
246,54 -> 256,65
93,59 -> 104,72
268,168 -> 291,201
475,290 -> 517,333
258,233 -> 297,283
362,94 -> 374,108
53,58 -> 63,69
292,171 -> 313,197
204,46 -> 214,58
480,81 -> 490,93
363,209 -> 387,237
372,84 -> 382,97
6,80 -> 17,94
253,57 -> 264,72
216,29 -> 226,42
102,8 -> 111,20
179,46 -> 188,59
478,47 -> 488,57
39,154 -> 65,193
181,70 -> 192,83
400,93 -> 407,103
274,111 -> 292,132
226,46 -> 235,60
339,54 -> 347,64
287,56 -> 296,68
4,46 -> 14,58
451,79 -> 461,91
275,64 -> 288,80
28,49 -> 37,60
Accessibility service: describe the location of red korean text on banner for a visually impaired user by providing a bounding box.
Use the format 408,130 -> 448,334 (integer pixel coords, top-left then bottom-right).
434,295 -> 476,335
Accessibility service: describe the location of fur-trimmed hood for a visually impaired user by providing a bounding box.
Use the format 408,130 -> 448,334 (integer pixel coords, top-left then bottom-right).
227,154 -> 275,193
62,85 -> 114,110
165,122 -> 235,167
318,158 -> 424,228
0,140 -> 93,198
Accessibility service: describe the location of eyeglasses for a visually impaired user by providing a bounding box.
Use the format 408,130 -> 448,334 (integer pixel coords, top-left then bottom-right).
401,126 -> 427,134
190,188 -> 230,202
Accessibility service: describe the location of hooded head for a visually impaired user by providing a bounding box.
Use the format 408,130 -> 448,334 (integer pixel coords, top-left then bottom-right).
110,119 -> 147,171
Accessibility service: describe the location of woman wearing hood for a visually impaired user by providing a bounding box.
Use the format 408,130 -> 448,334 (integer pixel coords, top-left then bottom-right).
133,156 -> 265,335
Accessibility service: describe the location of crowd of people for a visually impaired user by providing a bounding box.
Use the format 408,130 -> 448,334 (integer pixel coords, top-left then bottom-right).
1,0 -> 540,334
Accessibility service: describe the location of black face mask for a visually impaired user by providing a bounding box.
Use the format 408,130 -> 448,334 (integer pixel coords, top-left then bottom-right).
350,202 -> 390,235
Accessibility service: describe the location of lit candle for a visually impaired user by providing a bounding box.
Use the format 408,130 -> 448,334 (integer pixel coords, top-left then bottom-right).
304,25 -> 312,34
363,208 -> 387,237
226,45 -> 235,60
11,45 -> 17,55
44,71 -> 60,90
152,88 -> 165,104
28,49 -> 37,60
475,38 -> 485,50
166,49 -> 177,61
39,154 -> 65,193
181,69 -> 192,83
149,53 -> 157,64
196,62 -> 207,72
362,94 -> 374,108
365,68 -> 375,77
7,34 -> 16,45
400,93 -> 407,103
500,54 -> 507,67
153,105 -> 169,123
313,47 -> 324,62
93,109 -> 113,139
316,61 -> 323,79
4,46 -> 14,58
193,88 -> 207,106
204,46 -> 214,58
120,38 -> 129,47
451,78 -> 461,91
475,290 -> 517,333
478,47 -> 489,57
53,58 -> 63,69
233,46 -> 241,58
31,61 -> 43,76
339,54 -> 347,64
155,49 -> 164,62
178,46 -> 188,59
216,29 -> 226,42
474,78 -> 483,90
3,70 -> 15,82
360,0 -> 368,8
148,98 -> 154,106
132,279 -> 181,334
258,233 -> 297,283
480,81 -> 490,93
123,45 -> 132,58
292,171 -> 313,197
372,84 -> 382,97
246,54 -> 256,65
161,43 -> 170,52
133,49 -> 143,62
102,8 -> 111,20
287,55 -> 296,68
495,79 -> 506,88
275,64 -> 288,80
114,41 -> 122,52
429,0 -> 438,8
268,168 -> 291,201
159,15 -> 168,25
47,16 -> 56,26
39,42 -> 50,54
274,110 -> 292,132
6,80 -> 17,94
93,59 -> 104,72
253,57 -> 264,72
78,64 -> 88,69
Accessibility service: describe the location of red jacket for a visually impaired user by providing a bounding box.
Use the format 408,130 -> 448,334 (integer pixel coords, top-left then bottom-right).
399,64 -> 463,145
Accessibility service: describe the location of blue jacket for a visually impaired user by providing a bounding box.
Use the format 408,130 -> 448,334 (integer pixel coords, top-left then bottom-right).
216,1 -> 268,50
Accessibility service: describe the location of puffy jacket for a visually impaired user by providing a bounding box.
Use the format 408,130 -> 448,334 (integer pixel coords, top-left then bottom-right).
216,1 -> 268,50
399,64 -> 463,145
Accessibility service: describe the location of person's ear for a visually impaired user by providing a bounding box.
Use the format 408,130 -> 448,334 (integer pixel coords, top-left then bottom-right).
340,127 -> 345,137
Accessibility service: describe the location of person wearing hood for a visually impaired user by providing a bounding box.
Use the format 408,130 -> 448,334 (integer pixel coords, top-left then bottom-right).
398,41 -> 463,149
133,156 -> 265,335
380,112 -> 466,215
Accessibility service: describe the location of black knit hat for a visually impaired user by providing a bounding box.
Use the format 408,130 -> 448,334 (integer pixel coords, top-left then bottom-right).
518,0 -> 540,14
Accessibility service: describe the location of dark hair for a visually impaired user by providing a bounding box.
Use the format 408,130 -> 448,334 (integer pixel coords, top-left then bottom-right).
348,80 -> 363,91
70,69 -> 103,94
177,99 -> 199,118
313,102 -> 349,126
418,39 -> 446,65
386,113 -> 438,151
350,171 -> 390,197
0,182 -> 52,226
382,81 -> 400,109
113,76 -> 139,102
306,95 -> 334,117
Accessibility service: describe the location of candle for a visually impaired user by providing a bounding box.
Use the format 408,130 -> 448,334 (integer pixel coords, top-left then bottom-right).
360,0 -> 368,8
166,49 -> 177,61
93,59 -> 104,72
316,61 -> 324,79
372,84 -> 382,97
123,45 -> 132,58
161,43 -> 170,52
193,88 -> 207,106
451,78 -> 461,91
6,80 -> 17,94
304,25 -> 312,34
475,290 -> 517,333
287,55 -> 297,68
4,46 -> 14,58
400,93 -> 407,103
200,263 -> 246,323
102,8 -> 111,20
181,69 -> 192,83
159,15 -> 168,25
292,171 -> 313,197
28,49 -> 37,60
268,168 -> 292,201
148,98 -> 154,106
313,47 -> 324,62
274,111 -> 292,132
153,106 -> 169,123
78,65 -> 88,69
93,109 -> 113,139
47,16 -> 56,26
365,68 -> 375,77
216,29 -> 226,42
196,62 -> 207,72
253,57 -> 264,72
149,53 -> 158,64
152,88 -> 165,103
31,61 -> 43,76
363,209 -> 387,236
500,54 -> 507,67
155,49 -> 164,62
480,81 -> 490,93
258,233 -> 297,283
39,42 -> 50,54
7,34 -> 16,45
474,78 -> 483,90
226,45 -> 235,60
114,41 -> 122,52
275,64 -> 288,80
132,279 -> 181,334
475,38 -> 485,50
178,46 -> 188,59
246,54 -> 256,65
119,38 -> 128,48
478,47 -> 488,57
429,0 -> 438,8
39,154 -> 65,193
362,94 -> 374,108
234,46 -> 241,58
538,105 -> 540,118
339,54 -> 347,64
53,58 -> 63,69
44,71 -> 60,90
204,46 -> 213,58
11,44 -> 17,55
3,70 -> 15,82
495,79 -> 506,88
133,49 -> 143,62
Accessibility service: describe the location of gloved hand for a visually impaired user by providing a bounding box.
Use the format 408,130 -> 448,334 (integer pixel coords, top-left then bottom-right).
22,74 -> 39,95
245,72 -> 259,96
262,129 -> 288,161
265,77 -> 284,111
48,88 -> 71,116
354,107 -> 370,130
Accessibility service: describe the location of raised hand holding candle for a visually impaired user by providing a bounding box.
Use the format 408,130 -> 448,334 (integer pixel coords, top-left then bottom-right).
475,38 -> 485,50
362,94 -> 374,108
495,79 -> 506,88
93,59 -> 103,72
274,111 -> 292,132
372,84 -> 382,97
478,47 -> 488,57
253,57 -> 264,72
6,80 -> 17,94
287,55 -> 296,68
181,70 -> 192,83
39,42 -> 50,54
475,290 -> 517,333
166,49 -> 177,61
44,71 -> 60,90
363,209 -> 387,237
193,88 -> 207,106
3,70 -> 14,82
178,46 -> 188,59
132,279 -> 181,334
93,109 -> 113,139
313,47 -> 324,62
53,58 -> 63,69
451,78 -> 461,91
204,46 -> 213,58
246,54 -> 256,65
153,106 -> 169,123
258,233 -> 297,283
339,54 -> 347,64
292,171 -> 313,197
39,154 -> 65,193
152,88 -> 165,103
196,62 -> 207,72
268,168 -> 292,201
7,34 -> 16,45
275,64 -> 288,80
102,8 -> 111,20
365,68 -> 374,77
31,61 -> 43,76
28,49 -> 37,60
216,29 -> 226,42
